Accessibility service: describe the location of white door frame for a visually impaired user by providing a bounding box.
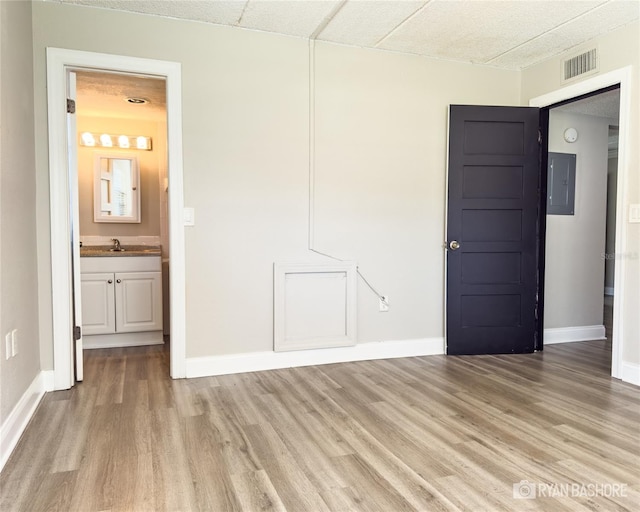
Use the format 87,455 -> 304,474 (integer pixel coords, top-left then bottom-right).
530,66 -> 632,380
46,48 -> 187,389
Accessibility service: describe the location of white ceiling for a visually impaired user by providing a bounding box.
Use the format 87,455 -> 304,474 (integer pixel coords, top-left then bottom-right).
55,0 -> 639,70
75,71 -> 166,121
554,87 -> 620,119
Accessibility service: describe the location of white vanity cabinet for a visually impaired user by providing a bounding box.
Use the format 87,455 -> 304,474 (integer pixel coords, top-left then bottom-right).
80,255 -> 163,348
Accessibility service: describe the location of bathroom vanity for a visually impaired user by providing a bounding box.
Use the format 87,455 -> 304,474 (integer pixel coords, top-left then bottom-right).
80,245 -> 163,348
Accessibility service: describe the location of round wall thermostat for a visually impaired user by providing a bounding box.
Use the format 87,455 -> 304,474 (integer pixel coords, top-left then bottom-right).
563,127 -> 578,143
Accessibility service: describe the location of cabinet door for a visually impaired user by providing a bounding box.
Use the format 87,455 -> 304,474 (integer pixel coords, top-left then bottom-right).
81,273 -> 116,335
115,272 -> 163,332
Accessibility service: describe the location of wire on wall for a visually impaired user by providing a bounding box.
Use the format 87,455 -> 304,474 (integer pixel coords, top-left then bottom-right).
308,38 -> 316,251
306,34 -> 385,302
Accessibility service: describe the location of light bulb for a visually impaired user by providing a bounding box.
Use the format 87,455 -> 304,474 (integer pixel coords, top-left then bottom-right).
136,136 -> 149,150
100,134 -> 113,147
81,132 -> 95,146
118,135 -> 130,148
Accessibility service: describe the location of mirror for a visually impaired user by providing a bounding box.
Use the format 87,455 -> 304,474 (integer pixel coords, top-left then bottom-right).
93,154 -> 141,223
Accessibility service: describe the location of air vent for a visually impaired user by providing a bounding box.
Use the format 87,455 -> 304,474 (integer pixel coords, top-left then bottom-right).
563,49 -> 598,81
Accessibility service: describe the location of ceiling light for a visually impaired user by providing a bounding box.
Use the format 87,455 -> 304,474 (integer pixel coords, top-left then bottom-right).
126,97 -> 148,104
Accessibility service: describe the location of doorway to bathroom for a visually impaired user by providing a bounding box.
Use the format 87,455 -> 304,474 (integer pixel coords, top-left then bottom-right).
46,48 -> 187,390
74,71 -> 171,373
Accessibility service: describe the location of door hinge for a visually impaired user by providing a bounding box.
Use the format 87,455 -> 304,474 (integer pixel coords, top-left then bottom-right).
67,98 -> 76,114
74,325 -> 81,340
537,129 -> 542,144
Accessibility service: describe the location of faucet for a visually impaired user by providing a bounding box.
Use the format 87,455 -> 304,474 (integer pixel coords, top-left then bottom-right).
111,238 -> 121,251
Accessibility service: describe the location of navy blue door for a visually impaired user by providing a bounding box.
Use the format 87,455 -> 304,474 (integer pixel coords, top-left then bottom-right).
446,105 -> 540,355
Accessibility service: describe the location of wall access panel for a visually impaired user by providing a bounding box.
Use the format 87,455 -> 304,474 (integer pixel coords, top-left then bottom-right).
274,262 -> 357,352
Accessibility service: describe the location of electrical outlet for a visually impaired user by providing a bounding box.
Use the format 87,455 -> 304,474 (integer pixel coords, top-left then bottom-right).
5,332 -> 11,359
11,329 -> 18,356
379,296 -> 389,312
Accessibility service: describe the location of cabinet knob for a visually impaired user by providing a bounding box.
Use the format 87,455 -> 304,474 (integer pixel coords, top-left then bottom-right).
107,279 -> 113,284
116,279 -> 122,284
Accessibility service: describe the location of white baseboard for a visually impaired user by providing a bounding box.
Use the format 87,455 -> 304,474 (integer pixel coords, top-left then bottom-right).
544,325 -> 606,345
0,370 -> 54,472
186,337 -> 445,378
621,362 -> 640,386
604,287 -> 615,296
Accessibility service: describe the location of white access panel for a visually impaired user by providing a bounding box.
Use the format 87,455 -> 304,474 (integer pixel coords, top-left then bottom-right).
274,262 -> 357,352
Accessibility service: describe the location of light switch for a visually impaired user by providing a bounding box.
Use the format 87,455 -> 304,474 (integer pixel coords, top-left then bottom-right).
184,207 -> 195,226
629,204 -> 640,223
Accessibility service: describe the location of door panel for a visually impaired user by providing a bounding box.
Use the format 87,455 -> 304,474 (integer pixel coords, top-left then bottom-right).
115,272 -> 163,332
80,273 -> 115,335
447,105 -> 540,355
462,165 -> 523,199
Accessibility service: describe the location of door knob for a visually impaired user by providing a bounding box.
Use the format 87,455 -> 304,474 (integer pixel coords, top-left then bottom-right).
107,279 -> 113,284
449,240 -> 460,251
116,279 -> 122,284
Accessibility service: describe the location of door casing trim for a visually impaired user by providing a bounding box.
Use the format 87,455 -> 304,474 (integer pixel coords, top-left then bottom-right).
529,66 -> 632,379
46,48 -> 187,388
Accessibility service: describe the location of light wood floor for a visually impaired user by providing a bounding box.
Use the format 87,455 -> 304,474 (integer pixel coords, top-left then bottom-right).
1,339 -> 638,511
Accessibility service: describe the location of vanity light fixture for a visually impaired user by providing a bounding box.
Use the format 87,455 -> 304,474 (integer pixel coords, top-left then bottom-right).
79,132 -> 152,150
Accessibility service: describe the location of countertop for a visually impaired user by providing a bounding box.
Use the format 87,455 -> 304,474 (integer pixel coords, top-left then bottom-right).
80,245 -> 162,257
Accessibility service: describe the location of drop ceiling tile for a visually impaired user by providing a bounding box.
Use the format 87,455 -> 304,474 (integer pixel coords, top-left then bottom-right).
239,0 -> 343,38
62,0 -> 247,25
317,1 -> 425,47
377,0 -> 606,64
491,0 -> 640,69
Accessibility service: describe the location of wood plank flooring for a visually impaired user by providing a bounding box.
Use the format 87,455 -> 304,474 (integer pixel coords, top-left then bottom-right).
1,339 -> 638,511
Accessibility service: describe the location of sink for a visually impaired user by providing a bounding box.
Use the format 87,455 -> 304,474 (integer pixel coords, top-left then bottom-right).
80,245 -> 161,257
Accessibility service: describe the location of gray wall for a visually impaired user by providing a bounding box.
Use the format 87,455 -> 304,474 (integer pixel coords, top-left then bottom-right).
31,1 -> 520,364
0,0 -> 41,420
545,111 -> 610,329
26,3 -> 639,372
605,154 -> 618,293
